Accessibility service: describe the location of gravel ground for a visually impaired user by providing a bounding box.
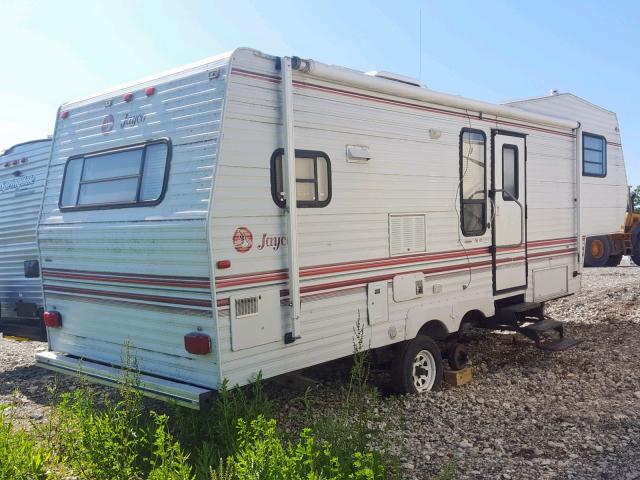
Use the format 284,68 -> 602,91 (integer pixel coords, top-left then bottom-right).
1,262 -> 639,479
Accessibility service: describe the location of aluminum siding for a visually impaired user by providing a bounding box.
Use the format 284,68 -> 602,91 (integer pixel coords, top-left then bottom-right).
39,57 -> 230,388
0,139 -> 51,317
211,50 -> 579,386
506,94 -> 627,236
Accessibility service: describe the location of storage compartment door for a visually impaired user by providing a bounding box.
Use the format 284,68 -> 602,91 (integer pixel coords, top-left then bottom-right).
367,281 -> 389,325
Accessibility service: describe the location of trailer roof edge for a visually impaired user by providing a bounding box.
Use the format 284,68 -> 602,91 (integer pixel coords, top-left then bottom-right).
60,50 -> 235,110
291,56 -> 579,131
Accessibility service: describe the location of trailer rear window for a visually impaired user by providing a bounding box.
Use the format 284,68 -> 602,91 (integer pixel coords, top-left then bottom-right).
459,129 -> 487,236
59,139 -> 170,210
582,133 -> 606,177
271,149 -> 331,208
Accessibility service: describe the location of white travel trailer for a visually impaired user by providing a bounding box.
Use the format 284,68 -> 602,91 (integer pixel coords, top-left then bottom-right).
35,48 -> 627,408
0,138 -> 52,339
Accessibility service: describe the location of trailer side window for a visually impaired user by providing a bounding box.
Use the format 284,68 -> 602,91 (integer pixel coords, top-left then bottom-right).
459,129 -> 486,236
59,139 -> 170,210
271,149 -> 331,208
582,133 -> 606,177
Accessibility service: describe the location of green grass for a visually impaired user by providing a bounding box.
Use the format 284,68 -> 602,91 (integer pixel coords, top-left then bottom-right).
0,404 -> 50,480
0,326 -> 401,480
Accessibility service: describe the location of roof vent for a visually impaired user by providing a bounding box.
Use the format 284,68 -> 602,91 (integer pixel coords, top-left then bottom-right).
549,89 -> 559,96
366,71 -> 423,87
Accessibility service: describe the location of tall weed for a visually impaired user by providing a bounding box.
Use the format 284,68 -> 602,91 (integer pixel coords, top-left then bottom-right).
171,374 -> 272,479
298,316 -> 402,478
220,415 -> 386,480
0,404 -> 50,480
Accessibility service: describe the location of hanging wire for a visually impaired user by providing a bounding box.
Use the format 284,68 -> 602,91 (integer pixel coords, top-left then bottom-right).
453,110 -> 484,290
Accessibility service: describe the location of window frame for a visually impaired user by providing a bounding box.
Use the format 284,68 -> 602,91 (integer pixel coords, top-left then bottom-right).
58,138 -> 172,212
459,128 -> 487,237
501,144 -> 519,201
582,132 -> 607,178
270,148 -> 332,208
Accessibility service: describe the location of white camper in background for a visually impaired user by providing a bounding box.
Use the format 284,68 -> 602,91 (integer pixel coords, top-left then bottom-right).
0,139 -> 52,339
35,49 -> 627,408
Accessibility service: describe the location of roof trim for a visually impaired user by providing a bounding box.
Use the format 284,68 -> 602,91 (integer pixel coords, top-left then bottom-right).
0,138 -> 52,157
504,92 -> 615,115
61,49 -> 235,110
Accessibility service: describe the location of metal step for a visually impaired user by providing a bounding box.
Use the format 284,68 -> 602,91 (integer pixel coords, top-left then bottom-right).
521,318 -> 563,332
499,302 -> 542,314
538,337 -> 580,352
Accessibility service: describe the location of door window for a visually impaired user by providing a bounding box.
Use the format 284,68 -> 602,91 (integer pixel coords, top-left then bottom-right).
502,145 -> 519,201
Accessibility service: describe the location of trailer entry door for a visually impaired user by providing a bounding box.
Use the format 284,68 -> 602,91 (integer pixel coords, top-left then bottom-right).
491,131 -> 527,294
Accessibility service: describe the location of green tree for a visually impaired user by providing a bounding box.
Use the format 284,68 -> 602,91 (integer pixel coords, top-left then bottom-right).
633,185 -> 640,213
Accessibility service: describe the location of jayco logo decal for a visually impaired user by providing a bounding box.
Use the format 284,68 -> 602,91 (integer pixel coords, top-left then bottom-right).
120,112 -> 147,129
101,112 -> 147,135
257,233 -> 287,251
0,174 -> 36,194
233,227 -> 253,253
232,227 -> 288,253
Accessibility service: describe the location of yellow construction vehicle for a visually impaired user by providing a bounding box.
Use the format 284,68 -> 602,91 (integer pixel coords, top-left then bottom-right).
584,189 -> 640,267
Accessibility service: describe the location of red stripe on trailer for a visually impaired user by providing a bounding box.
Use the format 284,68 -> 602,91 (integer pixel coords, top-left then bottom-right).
41,267 -> 209,282
39,239 -> 575,294
215,248 -> 576,308
42,270 -> 211,289
215,246 -> 492,288
43,285 -> 212,308
215,238 -> 577,289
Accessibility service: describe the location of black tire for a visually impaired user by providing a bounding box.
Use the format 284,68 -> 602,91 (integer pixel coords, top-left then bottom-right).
632,240 -> 640,266
584,236 -> 611,268
391,335 -> 443,394
605,254 -> 623,267
446,343 -> 469,371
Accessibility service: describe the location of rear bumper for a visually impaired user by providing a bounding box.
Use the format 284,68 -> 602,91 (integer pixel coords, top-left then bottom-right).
36,351 -> 213,409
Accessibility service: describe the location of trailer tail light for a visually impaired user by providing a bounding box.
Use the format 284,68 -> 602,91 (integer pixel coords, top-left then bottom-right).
123,92 -> 134,102
216,260 -> 231,269
60,110 -> 69,119
184,332 -> 211,355
144,86 -> 155,96
43,311 -> 62,328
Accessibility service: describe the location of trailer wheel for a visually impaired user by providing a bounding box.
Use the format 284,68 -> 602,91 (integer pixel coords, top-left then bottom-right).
446,343 -> 469,371
605,254 -> 623,267
584,236 -> 611,268
392,335 -> 443,394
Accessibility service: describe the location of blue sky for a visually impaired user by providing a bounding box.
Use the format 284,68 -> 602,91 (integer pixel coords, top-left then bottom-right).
2,0 -> 638,184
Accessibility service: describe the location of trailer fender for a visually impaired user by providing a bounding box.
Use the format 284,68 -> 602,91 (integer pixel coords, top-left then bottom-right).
404,305 -> 453,341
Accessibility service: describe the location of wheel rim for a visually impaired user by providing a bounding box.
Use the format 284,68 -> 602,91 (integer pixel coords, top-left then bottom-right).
591,239 -> 604,259
412,349 -> 437,392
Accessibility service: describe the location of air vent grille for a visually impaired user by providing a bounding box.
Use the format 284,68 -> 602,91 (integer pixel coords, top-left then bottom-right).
389,214 -> 427,256
235,296 -> 259,318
